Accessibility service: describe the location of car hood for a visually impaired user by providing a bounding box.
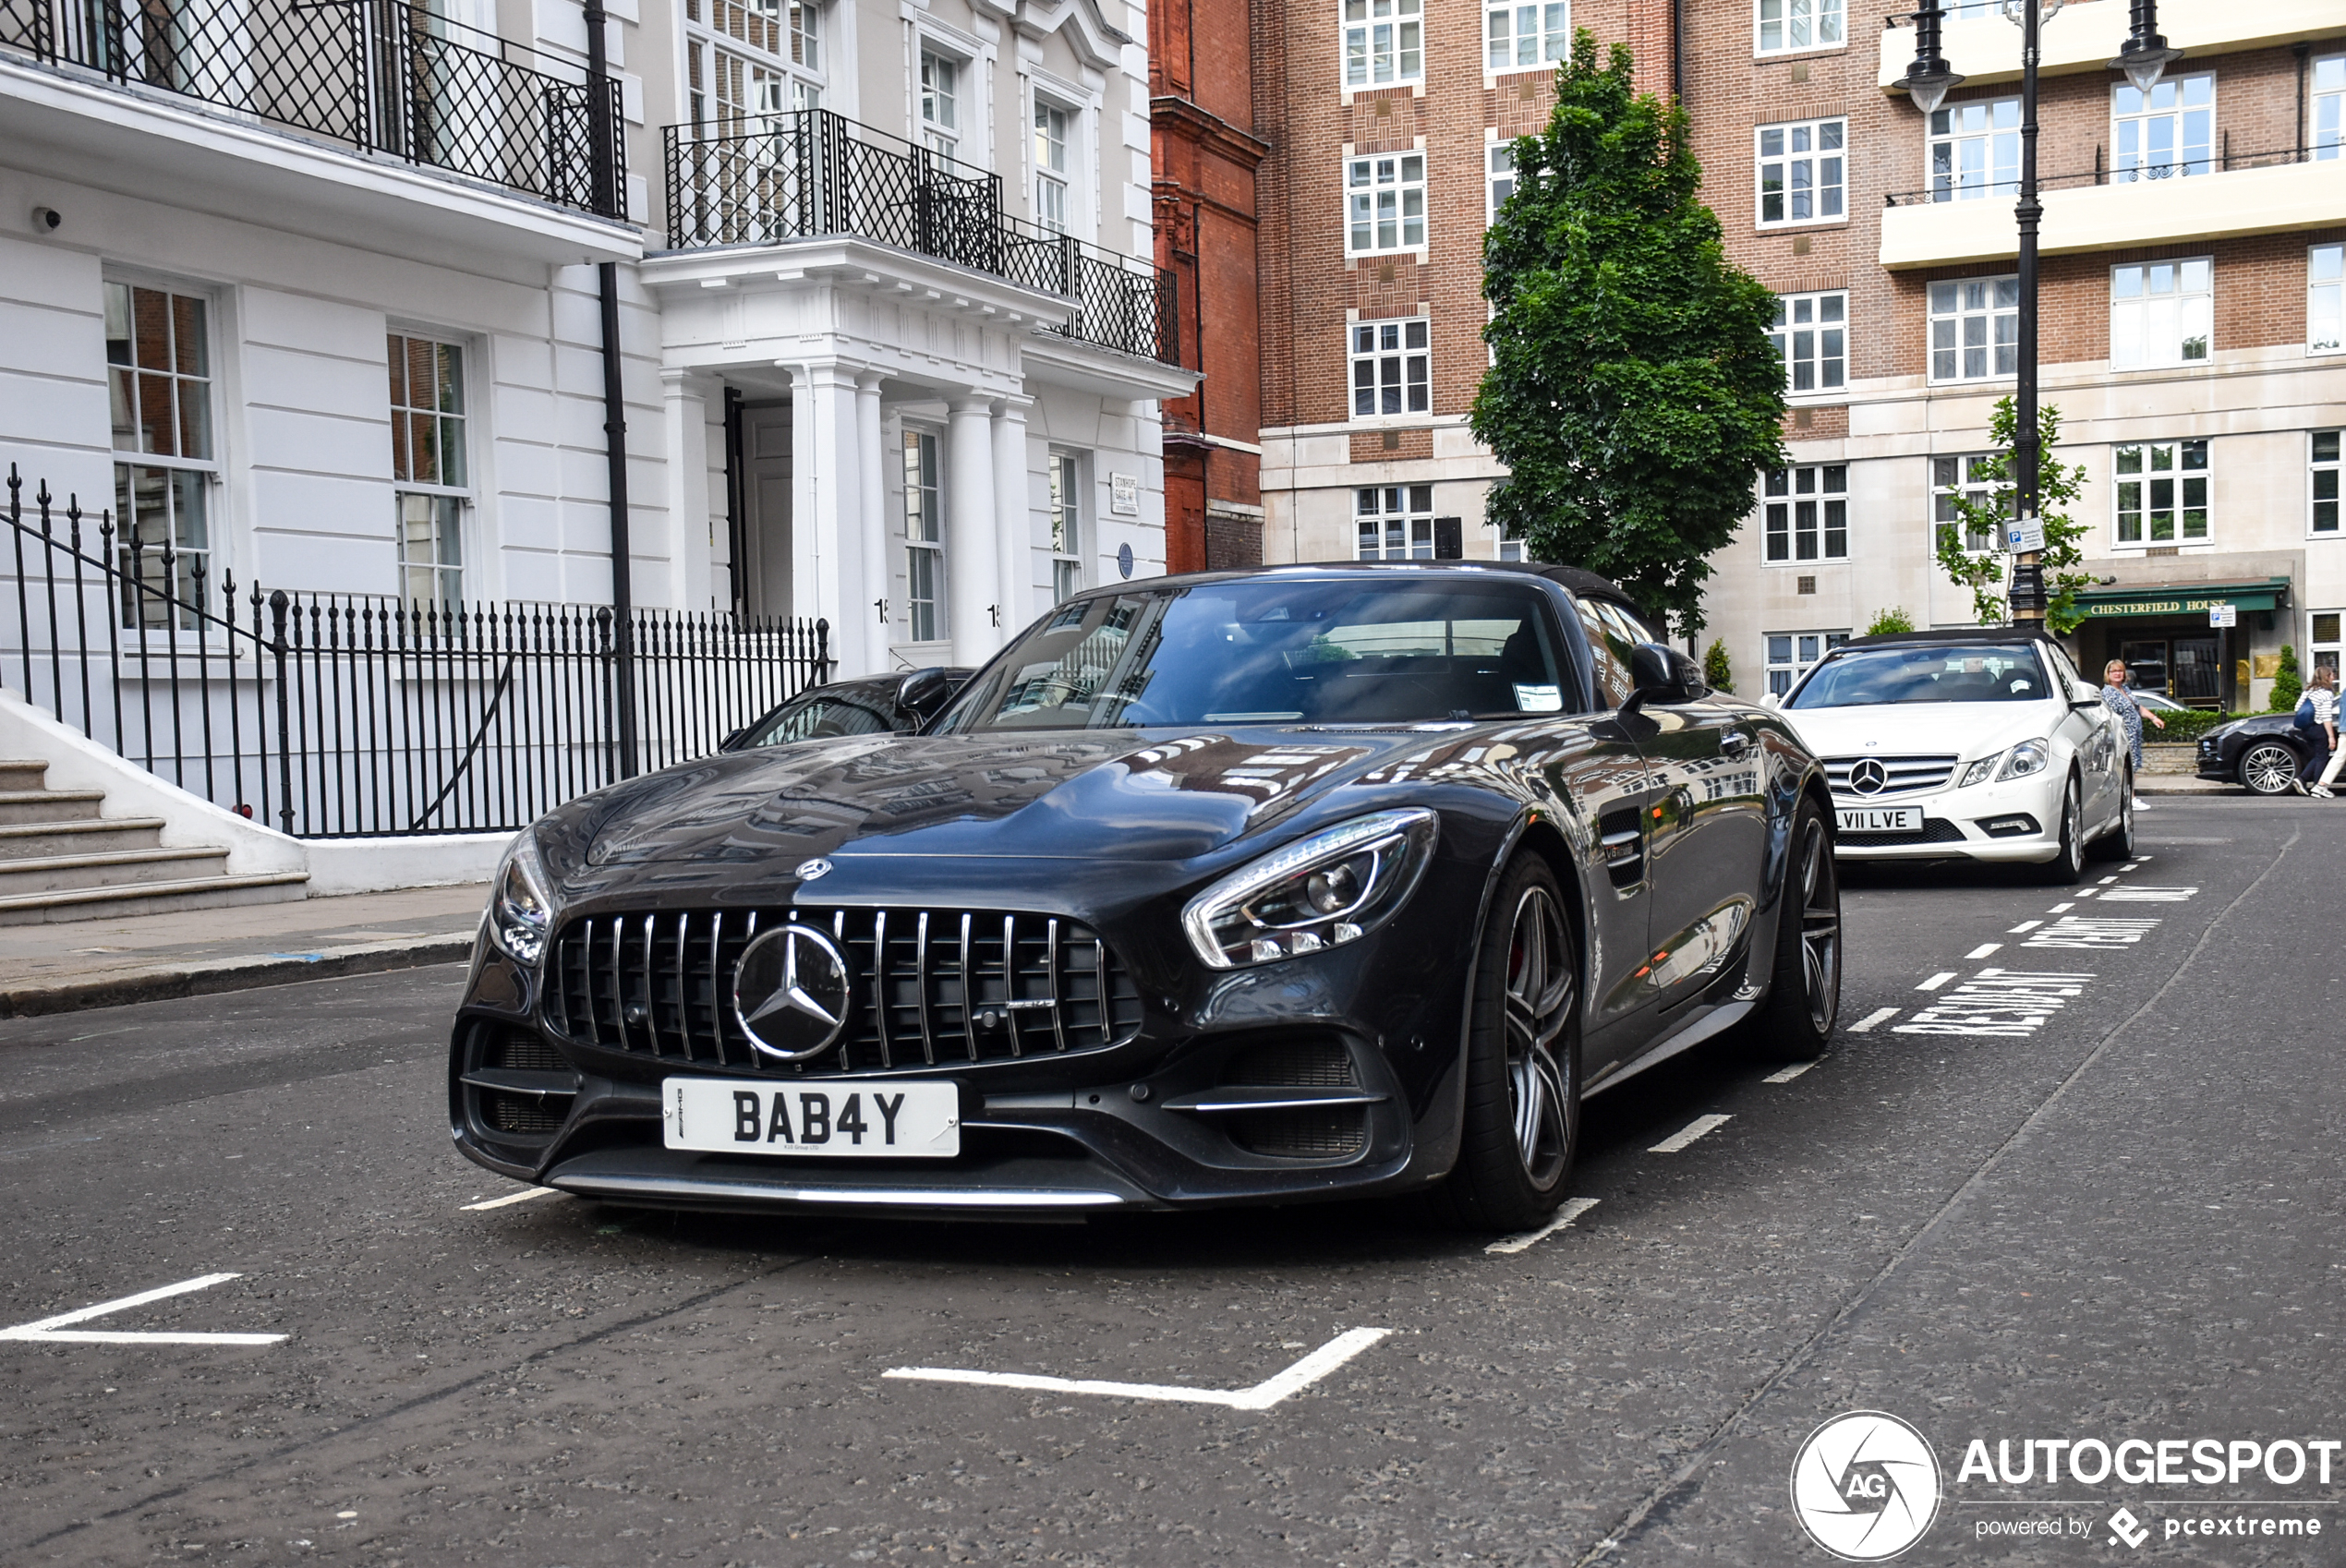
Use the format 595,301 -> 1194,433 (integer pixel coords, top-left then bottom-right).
553,727 -> 1426,882
1777,702 -> 2065,765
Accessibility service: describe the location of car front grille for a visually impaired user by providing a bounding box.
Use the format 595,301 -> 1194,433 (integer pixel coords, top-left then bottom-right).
1823,754 -> 1959,796
546,908 -> 1145,1073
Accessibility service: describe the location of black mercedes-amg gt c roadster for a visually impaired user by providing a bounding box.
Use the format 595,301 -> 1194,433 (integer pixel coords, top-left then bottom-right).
450,562 -> 1841,1232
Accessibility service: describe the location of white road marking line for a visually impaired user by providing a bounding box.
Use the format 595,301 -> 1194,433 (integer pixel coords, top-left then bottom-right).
1649,1114 -> 1732,1153
2048,902 -> 2074,913
2025,915 -> 2160,949
1485,1196 -> 1602,1255
2098,875 -> 2119,885
1893,967 -> 2097,1037
0,1273 -> 284,1346
461,1187 -> 562,1212
1762,1062 -> 1816,1084
2007,921 -> 2042,934
2072,889 -> 2097,899
883,1326 -> 1393,1410
2098,885 -> 2198,903
1917,971 -> 1956,991
1844,1007 -> 1901,1033
1965,943 -> 2001,959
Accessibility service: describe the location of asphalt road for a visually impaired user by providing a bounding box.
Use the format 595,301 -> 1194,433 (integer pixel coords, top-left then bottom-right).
3,797 -> 2340,1567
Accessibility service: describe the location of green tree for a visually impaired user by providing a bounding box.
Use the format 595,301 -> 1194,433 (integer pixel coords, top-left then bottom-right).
1703,638 -> 1734,694
1474,30 -> 1785,636
2270,645 -> 2303,713
1865,607 -> 1916,635
1933,398 -> 2092,633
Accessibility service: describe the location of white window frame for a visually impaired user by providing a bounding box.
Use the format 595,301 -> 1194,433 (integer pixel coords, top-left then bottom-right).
388,330 -> 472,606
2110,257 -> 2212,371
902,427 -> 945,642
1754,0 -> 1841,56
106,275 -> 220,633
1032,93 -> 1073,234
2112,70 -> 2214,183
1356,483 -> 1434,560
2311,428 -> 2340,538
1771,290 -> 1845,395
1927,275 -> 2019,383
1930,452 -> 2009,556
1761,464 -> 1848,563
1484,0 -> 1567,75
1343,0 -> 1421,90
1486,138 -> 1516,226
1765,632 -> 1847,697
2316,54 -> 2343,161
2312,611 -> 2344,685
1349,316 -> 1430,420
1345,148 -> 1427,256
683,0 -> 822,127
1927,96 -> 2018,202
919,47 -> 963,159
2112,439 -> 2210,549
2312,242 -> 2343,356
1755,118 -> 1844,229
1047,451 -> 1084,602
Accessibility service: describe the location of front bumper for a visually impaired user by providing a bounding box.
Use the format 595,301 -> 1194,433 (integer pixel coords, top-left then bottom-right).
1830,773 -> 2068,863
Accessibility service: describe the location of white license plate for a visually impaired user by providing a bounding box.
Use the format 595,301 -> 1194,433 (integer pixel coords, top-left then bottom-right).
1837,806 -> 1922,834
662,1078 -> 961,1158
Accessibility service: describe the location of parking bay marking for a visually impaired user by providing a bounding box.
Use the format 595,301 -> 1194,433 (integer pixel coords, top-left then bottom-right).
1486,1196 -> 1602,1255
1893,968 -> 2096,1038
1650,1114 -> 1732,1153
0,1273 -> 284,1346
2098,885 -> 2198,903
1965,943 -> 2001,959
1844,1007 -> 1901,1033
2007,921 -> 2042,934
2026,915 -> 2161,949
883,1327 -> 1393,1410
1762,1062 -> 1816,1084
462,1187 -> 563,1212
1917,971 -> 1957,991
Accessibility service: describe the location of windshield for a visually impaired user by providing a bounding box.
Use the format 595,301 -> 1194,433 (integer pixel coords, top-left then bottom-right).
938,579 -> 1570,730
1787,645 -> 2051,708
737,687 -> 900,747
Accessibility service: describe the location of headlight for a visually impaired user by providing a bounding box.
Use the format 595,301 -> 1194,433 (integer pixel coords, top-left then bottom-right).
1958,756 -> 1999,789
1996,739 -> 2051,781
1180,808 -> 1439,970
488,830 -> 554,966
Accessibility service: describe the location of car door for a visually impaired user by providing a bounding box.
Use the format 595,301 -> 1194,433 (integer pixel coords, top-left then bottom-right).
2044,642 -> 2118,827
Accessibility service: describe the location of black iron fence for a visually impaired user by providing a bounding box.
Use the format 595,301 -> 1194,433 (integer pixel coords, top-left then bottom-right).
0,0 -> 620,213
3,467 -> 830,838
662,110 -> 1179,364
1885,141 -> 2327,206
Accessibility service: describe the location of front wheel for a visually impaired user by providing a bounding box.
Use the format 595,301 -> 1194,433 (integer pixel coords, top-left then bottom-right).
2238,742 -> 2300,797
2034,776 -> 2086,884
1743,797 -> 1840,1062
1433,856 -> 1580,1234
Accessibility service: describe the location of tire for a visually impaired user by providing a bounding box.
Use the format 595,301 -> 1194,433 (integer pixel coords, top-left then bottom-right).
1743,795 -> 1841,1063
1433,856 -> 1580,1234
2238,741 -> 2301,796
2034,774 -> 2086,884
2087,767 -> 2135,862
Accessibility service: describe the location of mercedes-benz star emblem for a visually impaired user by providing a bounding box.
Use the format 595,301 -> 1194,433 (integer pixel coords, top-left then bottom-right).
732,923 -> 853,1061
795,857 -> 833,882
1847,758 -> 1889,796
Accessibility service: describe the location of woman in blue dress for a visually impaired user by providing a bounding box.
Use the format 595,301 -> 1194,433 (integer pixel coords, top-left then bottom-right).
2099,659 -> 2163,810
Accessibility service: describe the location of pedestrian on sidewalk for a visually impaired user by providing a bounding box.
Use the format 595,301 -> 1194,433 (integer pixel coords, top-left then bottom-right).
2100,659 -> 2163,810
2299,666 -> 2340,797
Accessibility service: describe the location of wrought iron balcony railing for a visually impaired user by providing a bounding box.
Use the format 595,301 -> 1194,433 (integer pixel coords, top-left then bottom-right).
0,0 -> 622,215
663,110 -> 1179,365
1885,141 -> 2331,207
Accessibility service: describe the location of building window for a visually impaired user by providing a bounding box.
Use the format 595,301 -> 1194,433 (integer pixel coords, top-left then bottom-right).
2316,54 -> 2342,160
1357,484 -> 1433,560
683,0 -> 821,127
904,429 -> 943,640
1047,452 -> 1083,602
1346,152 -> 1426,254
919,51 -> 959,158
2313,612 -> 2343,684
2313,429 -> 2340,537
1931,453 -> 2009,554
106,280 -> 213,629
1034,99 -> 1070,233
1928,97 -> 2018,201
388,332 -> 468,604
1756,118 -> 1844,228
2113,72 -> 2213,182
1929,276 -> 2018,381
1487,141 -> 1516,224
2313,243 -> 2343,354
1755,0 -> 1841,55
2114,440 -> 2209,546
1350,318 -> 1430,417
1485,0 -> 1566,71
2111,258 -> 2211,370
1343,0 -> 1421,88
1766,632 -> 1847,696
1771,291 -> 1844,393
1762,464 -> 1847,562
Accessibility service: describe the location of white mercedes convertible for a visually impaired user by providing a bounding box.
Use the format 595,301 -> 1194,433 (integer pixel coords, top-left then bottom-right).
1769,628 -> 2133,882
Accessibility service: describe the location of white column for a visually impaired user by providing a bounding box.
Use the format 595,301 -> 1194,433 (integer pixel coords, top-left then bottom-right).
991,395 -> 1034,639
786,361 -> 873,673
660,368 -> 712,611
946,395 -> 1000,660
857,371 -> 889,668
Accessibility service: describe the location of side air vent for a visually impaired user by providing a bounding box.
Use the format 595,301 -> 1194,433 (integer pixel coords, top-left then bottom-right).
460,1025 -> 581,1152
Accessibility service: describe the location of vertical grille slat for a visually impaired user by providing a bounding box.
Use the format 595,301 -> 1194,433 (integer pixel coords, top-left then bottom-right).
548,905 -> 1143,1073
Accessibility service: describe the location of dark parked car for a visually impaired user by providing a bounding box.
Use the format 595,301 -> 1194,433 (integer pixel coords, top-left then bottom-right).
722,667 -> 971,750
451,563 -> 1840,1232
2198,713 -> 2317,795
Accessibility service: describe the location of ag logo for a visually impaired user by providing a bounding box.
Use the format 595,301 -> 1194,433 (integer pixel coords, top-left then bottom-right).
1789,1411 -> 1941,1561
733,923 -> 853,1061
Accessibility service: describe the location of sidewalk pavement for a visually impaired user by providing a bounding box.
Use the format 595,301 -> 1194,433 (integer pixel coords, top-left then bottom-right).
2137,774 -> 2235,795
0,883 -> 487,1018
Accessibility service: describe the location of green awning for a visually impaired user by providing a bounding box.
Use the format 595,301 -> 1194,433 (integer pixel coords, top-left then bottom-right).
2069,577 -> 2292,619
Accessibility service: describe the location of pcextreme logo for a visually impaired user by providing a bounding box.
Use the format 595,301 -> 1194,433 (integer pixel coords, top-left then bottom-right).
1790,1411 -> 1943,1561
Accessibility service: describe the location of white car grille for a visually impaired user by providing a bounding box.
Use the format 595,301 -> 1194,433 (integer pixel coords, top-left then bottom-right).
1824,754 -> 1960,797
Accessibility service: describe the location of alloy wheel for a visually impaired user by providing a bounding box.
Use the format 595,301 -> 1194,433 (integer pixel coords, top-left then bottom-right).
2240,742 -> 2299,796
1796,819 -> 1841,1036
1502,885 -> 1575,1188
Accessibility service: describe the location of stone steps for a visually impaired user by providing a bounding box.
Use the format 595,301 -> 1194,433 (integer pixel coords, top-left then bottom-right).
0,759 -> 306,924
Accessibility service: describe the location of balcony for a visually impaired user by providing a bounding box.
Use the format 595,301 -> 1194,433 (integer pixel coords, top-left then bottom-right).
662,110 -> 1179,365
0,0 -> 632,260
1880,148 -> 2346,270
1877,0 -> 2340,91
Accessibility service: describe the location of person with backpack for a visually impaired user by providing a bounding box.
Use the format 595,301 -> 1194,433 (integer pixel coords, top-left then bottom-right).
2100,659 -> 2163,811
2296,666 -> 2340,797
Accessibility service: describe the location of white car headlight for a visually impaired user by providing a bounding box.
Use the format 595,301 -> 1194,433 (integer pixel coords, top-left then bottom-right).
1996,739 -> 2051,782
488,831 -> 555,966
1958,756 -> 1999,789
1180,808 -> 1438,970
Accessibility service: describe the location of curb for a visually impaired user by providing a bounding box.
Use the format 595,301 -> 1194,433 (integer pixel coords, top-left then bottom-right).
0,932 -> 478,1019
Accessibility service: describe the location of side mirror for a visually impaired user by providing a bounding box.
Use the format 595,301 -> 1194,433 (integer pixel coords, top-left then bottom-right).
1623,641 -> 1703,712
719,727 -> 747,752
896,667 -> 958,722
